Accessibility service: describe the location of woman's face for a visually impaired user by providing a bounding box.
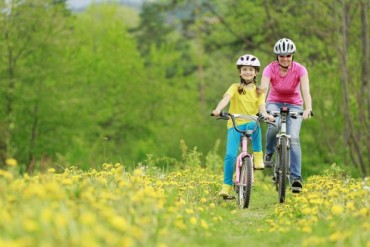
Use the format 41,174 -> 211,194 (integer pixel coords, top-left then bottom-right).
239,66 -> 257,81
278,54 -> 293,67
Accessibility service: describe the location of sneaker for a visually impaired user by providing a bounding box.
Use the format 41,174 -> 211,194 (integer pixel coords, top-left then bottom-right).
218,184 -> 235,199
264,153 -> 274,168
292,179 -> 303,193
253,151 -> 264,170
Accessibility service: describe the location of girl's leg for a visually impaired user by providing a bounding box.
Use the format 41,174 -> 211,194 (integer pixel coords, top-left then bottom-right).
246,122 -> 262,152
223,127 -> 241,185
247,122 -> 264,169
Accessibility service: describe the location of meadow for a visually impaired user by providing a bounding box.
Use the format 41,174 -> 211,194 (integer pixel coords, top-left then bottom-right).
0,159 -> 369,247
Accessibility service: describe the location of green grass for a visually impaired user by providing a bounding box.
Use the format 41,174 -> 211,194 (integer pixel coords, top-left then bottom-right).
0,164 -> 369,247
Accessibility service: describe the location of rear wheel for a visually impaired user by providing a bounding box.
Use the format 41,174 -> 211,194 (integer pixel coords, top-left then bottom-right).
278,138 -> 289,203
238,157 -> 253,208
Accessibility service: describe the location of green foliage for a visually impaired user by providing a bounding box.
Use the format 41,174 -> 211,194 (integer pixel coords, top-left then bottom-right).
0,1 -> 368,176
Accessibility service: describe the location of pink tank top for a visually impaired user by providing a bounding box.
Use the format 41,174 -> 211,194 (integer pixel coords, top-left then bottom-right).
263,61 -> 307,105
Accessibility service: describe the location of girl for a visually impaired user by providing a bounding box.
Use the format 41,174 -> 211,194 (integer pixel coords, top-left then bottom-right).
212,54 -> 273,198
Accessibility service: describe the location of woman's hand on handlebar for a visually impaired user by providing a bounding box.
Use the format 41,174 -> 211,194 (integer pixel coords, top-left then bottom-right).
303,109 -> 313,120
263,114 -> 275,122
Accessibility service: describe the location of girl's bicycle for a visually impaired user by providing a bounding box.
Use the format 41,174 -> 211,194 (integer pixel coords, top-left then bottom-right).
267,107 -> 313,203
211,111 -> 264,209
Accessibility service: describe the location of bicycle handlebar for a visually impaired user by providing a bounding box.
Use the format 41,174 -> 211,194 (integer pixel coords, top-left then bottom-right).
267,110 -> 314,119
211,111 -> 263,135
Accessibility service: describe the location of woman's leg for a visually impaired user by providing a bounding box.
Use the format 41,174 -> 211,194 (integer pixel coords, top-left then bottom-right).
286,105 -> 303,181
265,103 -> 281,155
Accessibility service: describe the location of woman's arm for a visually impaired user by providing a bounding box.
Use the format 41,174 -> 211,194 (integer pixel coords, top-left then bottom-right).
300,74 -> 312,119
258,76 -> 270,97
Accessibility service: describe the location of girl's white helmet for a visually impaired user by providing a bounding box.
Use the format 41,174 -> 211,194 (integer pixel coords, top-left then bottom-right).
273,38 -> 296,55
236,54 -> 261,70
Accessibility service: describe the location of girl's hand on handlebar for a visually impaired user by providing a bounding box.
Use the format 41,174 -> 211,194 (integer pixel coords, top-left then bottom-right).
212,110 -> 221,117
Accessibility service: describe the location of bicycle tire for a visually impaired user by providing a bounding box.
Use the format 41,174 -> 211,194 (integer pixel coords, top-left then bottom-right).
238,157 -> 253,208
278,138 -> 289,203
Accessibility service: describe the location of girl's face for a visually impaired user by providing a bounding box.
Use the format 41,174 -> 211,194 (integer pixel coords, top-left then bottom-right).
239,66 -> 257,81
278,54 -> 293,67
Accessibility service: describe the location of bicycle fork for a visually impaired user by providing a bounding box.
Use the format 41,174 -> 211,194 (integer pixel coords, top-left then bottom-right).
275,134 -> 291,184
235,137 -> 254,185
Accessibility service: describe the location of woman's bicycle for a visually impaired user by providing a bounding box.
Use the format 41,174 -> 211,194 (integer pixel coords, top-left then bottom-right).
267,107 -> 313,203
211,111 -> 264,209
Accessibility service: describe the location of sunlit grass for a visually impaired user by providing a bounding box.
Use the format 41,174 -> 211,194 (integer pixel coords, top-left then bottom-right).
262,164 -> 370,247
0,162 -> 369,247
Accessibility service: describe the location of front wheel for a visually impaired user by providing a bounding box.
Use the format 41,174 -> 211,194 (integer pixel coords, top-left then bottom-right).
238,157 -> 253,208
277,138 -> 289,203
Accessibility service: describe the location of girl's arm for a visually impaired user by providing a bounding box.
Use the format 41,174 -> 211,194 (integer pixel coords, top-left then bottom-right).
212,94 -> 231,116
300,74 -> 312,119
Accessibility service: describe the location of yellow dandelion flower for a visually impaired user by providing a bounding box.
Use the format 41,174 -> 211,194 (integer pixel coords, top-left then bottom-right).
133,168 -> 144,176
185,208 -> 194,214
119,237 -> 134,247
200,219 -> 209,229
302,226 -> 312,233
130,226 -> 144,240
200,197 -> 207,203
174,219 -> 187,230
209,203 -> 216,209
362,222 -> 370,230
329,231 -> 343,241
47,168 -> 56,173
55,213 -> 67,227
110,216 -> 128,231
190,217 -> 198,225
301,207 -> 311,215
157,244 -> 167,247
346,201 -> 355,211
0,170 -> 14,180
357,207 -> 368,216
23,219 -> 38,232
198,207 -> 204,212
5,158 -> 17,166
41,208 -> 53,222
62,178 -> 73,185
331,205 -> 344,215
80,212 -> 97,225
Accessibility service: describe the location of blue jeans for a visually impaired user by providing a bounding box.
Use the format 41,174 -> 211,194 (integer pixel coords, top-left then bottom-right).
223,122 -> 262,185
265,103 -> 303,181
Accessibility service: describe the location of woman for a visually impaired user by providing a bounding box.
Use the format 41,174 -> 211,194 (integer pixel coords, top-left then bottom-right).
259,38 -> 313,193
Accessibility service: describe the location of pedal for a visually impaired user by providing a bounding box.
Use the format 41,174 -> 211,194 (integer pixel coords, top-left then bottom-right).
292,187 -> 302,193
223,195 -> 236,200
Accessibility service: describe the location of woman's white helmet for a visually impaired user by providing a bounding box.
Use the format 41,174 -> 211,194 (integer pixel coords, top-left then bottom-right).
273,38 -> 296,55
236,54 -> 261,71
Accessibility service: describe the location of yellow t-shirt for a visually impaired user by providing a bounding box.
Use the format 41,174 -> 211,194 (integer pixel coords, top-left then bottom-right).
225,83 -> 265,129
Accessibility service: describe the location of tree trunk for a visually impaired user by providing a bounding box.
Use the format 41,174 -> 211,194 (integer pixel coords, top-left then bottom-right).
360,0 -> 370,175
338,1 -> 351,160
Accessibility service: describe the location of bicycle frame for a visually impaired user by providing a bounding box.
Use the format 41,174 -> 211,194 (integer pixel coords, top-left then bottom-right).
269,107 -> 301,202
212,112 -> 261,208
234,132 -> 254,186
